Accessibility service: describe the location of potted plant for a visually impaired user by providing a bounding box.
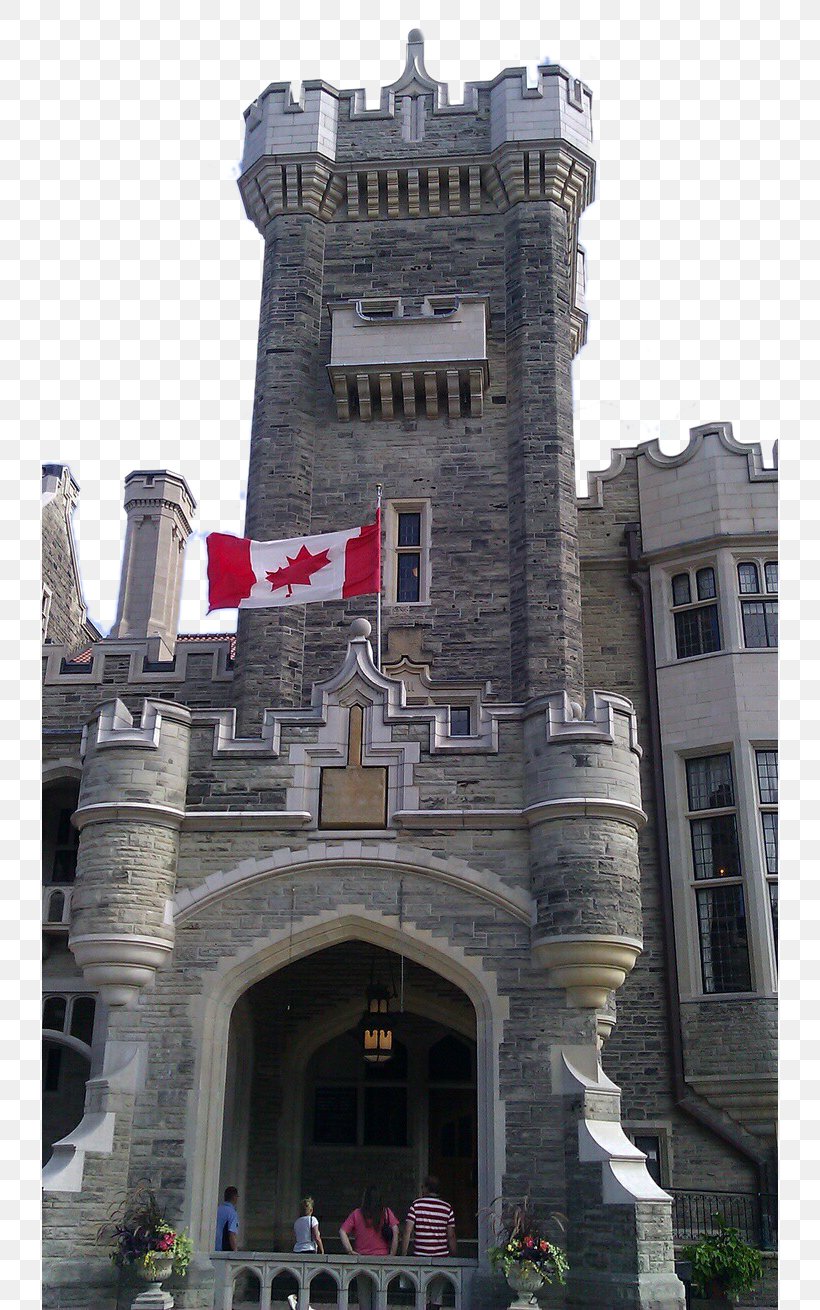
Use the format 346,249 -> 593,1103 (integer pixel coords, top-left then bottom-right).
98,1183 -> 193,1309
488,1195 -> 568,1308
682,1215 -> 763,1305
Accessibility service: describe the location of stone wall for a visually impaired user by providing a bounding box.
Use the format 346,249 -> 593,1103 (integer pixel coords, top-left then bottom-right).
42,469 -> 94,655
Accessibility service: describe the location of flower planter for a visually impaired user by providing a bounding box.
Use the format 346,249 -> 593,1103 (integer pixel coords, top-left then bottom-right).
129,1255 -> 175,1310
506,1261 -> 547,1307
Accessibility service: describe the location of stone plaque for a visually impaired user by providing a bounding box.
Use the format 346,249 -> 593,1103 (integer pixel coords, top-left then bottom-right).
319,704 -> 388,829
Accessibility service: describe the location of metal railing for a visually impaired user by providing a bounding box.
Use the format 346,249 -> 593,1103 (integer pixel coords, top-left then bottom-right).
670,1189 -> 777,1250
211,1252 -> 478,1310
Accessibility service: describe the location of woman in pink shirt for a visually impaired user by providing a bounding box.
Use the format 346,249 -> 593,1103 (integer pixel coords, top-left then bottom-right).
339,1185 -> 399,1309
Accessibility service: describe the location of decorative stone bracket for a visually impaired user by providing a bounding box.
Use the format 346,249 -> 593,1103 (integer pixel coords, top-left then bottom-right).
552,1045 -> 671,1204
42,1040 -> 147,1193
533,934 -> 643,1010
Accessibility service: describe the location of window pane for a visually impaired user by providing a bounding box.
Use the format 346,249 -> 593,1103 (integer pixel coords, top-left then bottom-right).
761,812 -> 778,874
449,707 -> 471,737
313,1087 -> 357,1144
686,754 -> 734,811
674,604 -> 720,658
672,573 -> 691,606
70,997 -> 96,1045
690,815 -> 741,880
363,1087 -> 407,1146
755,750 -> 778,803
44,1045 -> 62,1093
633,1135 -> 662,1187
737,562 -> 760,594
742,600 -> 777,648
696,567 -> 717,600
43,996 -> 67,1032
769,882 -> 778,959
428,1035 -> 473,1082
51,848 -> 78,884
696,885 -> 752,993
56,808 -> 74,846
397,513 -> 421,547
764,561 -> 778,594
46,890 -> 65,923
397,552 -> 420,602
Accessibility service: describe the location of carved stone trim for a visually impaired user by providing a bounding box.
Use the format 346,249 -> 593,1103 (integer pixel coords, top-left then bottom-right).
68,933 -> 174,1007
533,935 -> 643,1008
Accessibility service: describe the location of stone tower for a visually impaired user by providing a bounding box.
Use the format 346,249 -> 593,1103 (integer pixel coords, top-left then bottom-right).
233,28 -> 593,719
40,33 -> 727,1310
224,31 -> 682,1308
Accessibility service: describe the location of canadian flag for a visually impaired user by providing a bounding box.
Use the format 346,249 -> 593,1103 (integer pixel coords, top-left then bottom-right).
206,515 -> 380,612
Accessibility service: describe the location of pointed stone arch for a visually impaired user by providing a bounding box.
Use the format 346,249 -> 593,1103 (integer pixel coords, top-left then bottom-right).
184,909 -> 508,1258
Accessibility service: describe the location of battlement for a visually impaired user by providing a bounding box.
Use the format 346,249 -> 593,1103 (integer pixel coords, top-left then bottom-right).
240,29 -> 593,174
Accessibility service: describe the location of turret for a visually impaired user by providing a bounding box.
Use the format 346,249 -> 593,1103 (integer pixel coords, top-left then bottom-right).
110,469 -> 196,659
68,697 -> 191,1006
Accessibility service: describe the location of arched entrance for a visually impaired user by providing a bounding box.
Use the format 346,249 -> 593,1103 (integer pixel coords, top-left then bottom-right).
219,943 -> 478,1255
184,906 -> 508,1261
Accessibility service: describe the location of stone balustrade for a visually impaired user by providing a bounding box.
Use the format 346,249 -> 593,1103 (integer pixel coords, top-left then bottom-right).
211,1252 -> 477,1310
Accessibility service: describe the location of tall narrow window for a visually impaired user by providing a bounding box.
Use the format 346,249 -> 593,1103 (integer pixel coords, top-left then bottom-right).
387,500 -> 430,604
397,512 -> 421,602
755,749 -> 778,957
51,807 -> 79,884
685,753 -> 751,993
671,567 -> 721,659
738,559 -> 778,648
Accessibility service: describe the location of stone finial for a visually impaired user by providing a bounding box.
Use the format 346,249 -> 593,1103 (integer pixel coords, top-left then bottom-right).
386,28 -> 447,103
110,470 -> 196,660
349,617 -> 372,640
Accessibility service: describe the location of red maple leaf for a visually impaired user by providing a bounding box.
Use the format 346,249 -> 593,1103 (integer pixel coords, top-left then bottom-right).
266,544 -> 331,597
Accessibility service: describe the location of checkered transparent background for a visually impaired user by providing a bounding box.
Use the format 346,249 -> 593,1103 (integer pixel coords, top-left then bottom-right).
9,3 -> 814,1305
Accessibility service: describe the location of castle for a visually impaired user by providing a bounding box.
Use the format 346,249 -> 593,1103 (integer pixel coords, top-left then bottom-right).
42,32 -> 777,1310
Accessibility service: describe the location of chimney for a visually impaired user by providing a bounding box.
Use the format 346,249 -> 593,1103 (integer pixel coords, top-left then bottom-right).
111,470 -> 196,659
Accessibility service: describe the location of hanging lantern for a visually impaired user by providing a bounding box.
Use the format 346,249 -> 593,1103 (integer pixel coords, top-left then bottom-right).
361,985 -> 394,1064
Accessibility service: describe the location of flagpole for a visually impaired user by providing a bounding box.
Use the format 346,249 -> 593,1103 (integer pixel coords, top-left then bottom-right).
375,483 -> 383,671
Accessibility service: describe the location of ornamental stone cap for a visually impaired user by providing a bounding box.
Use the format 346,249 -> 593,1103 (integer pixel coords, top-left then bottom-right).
42,463 -> 80,508
123,469 -> 197,521
240,29 -> 593,173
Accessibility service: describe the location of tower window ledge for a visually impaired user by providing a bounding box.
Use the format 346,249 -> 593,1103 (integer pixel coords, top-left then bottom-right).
327,296 -> 489,421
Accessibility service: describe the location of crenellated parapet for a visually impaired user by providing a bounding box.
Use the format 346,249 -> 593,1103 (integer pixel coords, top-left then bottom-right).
240,30 -> 592,174
69,697 -> 191,1006
238,31 -> 594,351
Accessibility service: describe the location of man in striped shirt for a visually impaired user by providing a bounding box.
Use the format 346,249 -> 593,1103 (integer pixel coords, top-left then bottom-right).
401,1176 -> 457,1310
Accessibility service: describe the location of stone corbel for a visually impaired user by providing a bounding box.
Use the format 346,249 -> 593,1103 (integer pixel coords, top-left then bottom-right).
42,1041 -> 147,1192
533,933 -> 642,1008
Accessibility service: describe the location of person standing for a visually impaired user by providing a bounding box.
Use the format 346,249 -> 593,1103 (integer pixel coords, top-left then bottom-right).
401,1176 -> 456,1310
293,1196 -> 324,1254
214,1185 -> 240,1252
339,1185 -> 399,1309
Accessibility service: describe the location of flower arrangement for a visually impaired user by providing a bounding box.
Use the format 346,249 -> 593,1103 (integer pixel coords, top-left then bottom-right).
98,1183 -> 193,1280
682,1215 -> 763,1303
487,1195 -> 569,1286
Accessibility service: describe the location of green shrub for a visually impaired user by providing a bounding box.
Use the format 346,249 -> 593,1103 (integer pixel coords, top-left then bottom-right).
682,1216 -> 763,1301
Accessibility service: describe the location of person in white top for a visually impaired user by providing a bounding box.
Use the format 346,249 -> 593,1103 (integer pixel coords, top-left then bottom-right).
293,1196 -> 324,1254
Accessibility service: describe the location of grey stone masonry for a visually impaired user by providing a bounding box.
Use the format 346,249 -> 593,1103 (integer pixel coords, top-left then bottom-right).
232,213 -> 327,724
69,697 -> 191,1007
42,465 -> 98,654
110,471 -> 196,660
505,202 -> 584,699
231,35 -> 595,724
